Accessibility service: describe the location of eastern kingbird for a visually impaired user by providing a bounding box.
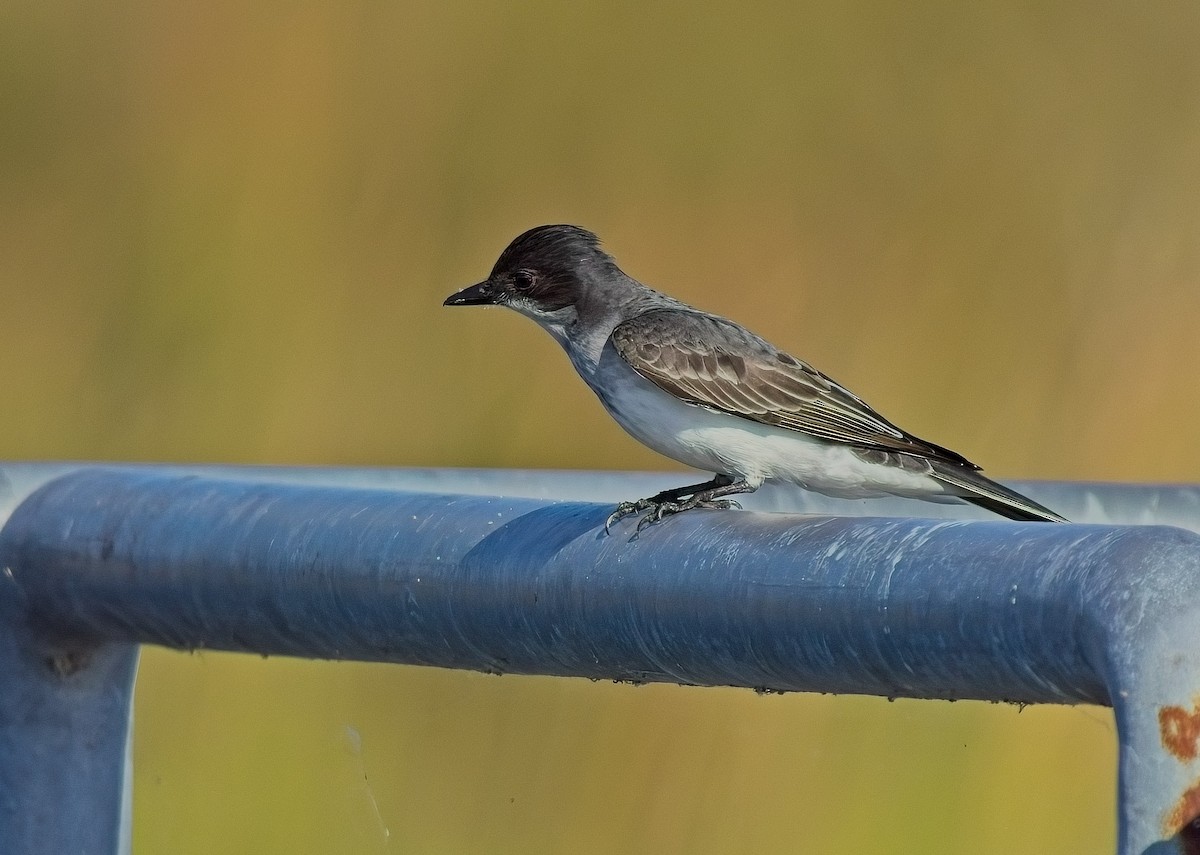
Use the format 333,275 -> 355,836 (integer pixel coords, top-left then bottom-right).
445,224 -> 1066,530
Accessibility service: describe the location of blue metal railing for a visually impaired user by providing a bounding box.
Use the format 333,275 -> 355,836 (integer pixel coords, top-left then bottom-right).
2,463 -> 1199,854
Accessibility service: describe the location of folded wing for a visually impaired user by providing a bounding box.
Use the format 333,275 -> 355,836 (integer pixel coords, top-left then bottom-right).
611,309 -> 977,469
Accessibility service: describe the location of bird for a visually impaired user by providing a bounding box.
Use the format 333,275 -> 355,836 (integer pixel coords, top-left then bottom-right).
444,224 -> 1066,531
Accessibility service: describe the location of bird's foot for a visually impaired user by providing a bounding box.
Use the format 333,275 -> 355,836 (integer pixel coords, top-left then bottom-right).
606,495 -> 743,535
633,497 -> 742,532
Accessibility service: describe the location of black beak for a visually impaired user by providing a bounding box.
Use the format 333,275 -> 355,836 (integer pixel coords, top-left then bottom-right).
443,281 -> 497,306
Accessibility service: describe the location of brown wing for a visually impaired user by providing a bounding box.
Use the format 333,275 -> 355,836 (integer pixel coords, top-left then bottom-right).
611,309 -> 977,469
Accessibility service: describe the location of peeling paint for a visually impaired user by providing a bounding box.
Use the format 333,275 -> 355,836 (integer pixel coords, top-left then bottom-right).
1160,701 -> 1200,761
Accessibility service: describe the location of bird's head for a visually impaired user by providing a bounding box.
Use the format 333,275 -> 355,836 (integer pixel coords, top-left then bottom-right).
444,225 -> 618,328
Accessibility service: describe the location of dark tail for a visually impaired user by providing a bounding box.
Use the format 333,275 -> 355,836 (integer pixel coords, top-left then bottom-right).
930,463 -> 1067,522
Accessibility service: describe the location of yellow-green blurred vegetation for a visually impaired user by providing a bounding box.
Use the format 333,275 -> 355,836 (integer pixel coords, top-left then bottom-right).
3,1 -> 1199,852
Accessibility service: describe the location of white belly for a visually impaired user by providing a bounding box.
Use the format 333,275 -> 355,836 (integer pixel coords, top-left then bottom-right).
583,343 -> 946,500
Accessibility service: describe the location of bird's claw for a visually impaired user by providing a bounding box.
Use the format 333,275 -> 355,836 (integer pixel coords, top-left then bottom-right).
604,499 -> 655,534
605,496 -> 743,535
635,501 -> 679,532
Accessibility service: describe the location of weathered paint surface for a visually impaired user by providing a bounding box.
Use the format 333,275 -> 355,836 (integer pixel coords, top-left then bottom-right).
1161,702 -> 1200,763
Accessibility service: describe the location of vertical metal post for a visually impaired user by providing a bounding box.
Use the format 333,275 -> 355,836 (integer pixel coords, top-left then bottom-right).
0,603 -> 137,855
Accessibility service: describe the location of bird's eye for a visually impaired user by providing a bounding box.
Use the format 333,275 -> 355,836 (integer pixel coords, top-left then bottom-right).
513,270 -> 535,291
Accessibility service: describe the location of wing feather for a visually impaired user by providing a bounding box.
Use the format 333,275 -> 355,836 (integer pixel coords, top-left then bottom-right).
611,309 -> 976,468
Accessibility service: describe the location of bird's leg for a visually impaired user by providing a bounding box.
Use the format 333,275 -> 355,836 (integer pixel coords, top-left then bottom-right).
634,478 -> 756,532
645,477 -> 732,505
605,474 -> 757,533
604,474 -> 735,533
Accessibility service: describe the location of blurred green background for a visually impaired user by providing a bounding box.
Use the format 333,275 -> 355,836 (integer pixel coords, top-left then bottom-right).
4,1 -> 1199,852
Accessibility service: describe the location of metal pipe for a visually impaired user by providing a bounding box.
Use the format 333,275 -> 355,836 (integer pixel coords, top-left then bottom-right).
2,465 -> 1199,853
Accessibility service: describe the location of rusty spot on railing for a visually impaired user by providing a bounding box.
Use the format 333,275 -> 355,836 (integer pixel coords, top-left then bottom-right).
1165,780 -> 1200,843
1160,701 -> 1200,762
